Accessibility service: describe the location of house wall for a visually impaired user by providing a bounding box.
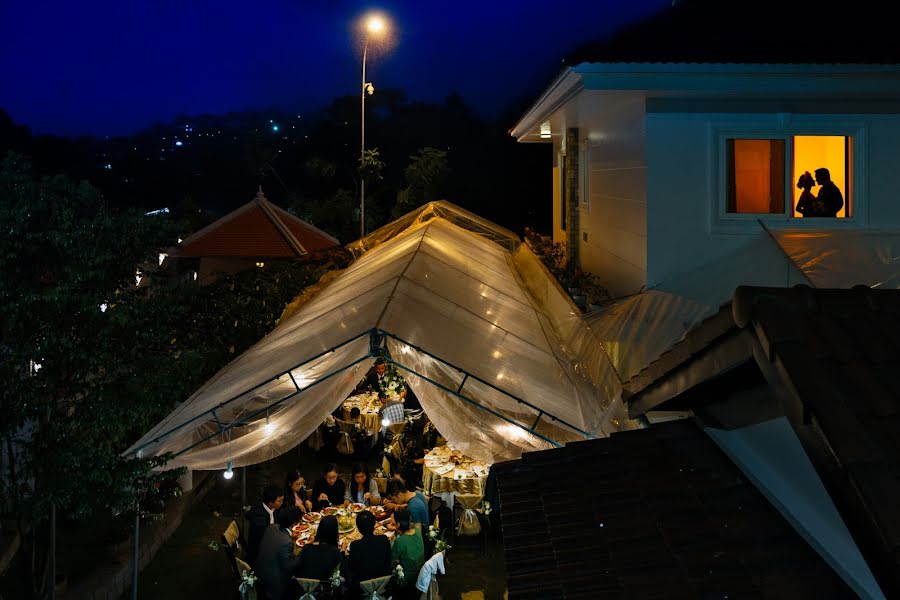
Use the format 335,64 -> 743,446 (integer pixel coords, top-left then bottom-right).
645,110 -> 900,300
577,101 -> 648,298
551,143 -> 567,249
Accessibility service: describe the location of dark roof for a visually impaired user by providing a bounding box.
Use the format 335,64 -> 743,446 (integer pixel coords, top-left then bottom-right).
623,285 -> 900,595
172,191 -> 338,258
497,419 -> 851,599
566,0 -> 900,66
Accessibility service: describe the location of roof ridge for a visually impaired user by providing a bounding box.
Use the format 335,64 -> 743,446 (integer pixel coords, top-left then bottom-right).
172,199 -> 260,254
255,195 -> 307,257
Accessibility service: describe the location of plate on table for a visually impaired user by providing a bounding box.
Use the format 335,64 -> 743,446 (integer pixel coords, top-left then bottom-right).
291,523 -> 310,534
350,503 -> 366,512
322,506 -> 339,516
294,538 -> 309,548
302,513 -> 321,523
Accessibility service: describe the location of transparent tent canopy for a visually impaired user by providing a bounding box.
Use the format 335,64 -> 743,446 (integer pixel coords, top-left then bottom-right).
127,202 -> 611,469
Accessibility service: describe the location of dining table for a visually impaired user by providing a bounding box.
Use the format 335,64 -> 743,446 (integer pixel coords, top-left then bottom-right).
340,392 -> 382,435
422,445 -> 491,506
290,504 -> 394,555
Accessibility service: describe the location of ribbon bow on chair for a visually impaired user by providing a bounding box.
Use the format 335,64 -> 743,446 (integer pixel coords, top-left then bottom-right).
294,577 -> 320,599
455,493 -> 483,537
359,574 -> 391,600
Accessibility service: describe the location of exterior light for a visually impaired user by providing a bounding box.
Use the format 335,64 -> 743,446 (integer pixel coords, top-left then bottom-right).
255,261 -> 265,268
367,15 -> 385,33
223,461 -> 234,479
540,122 -> 551,139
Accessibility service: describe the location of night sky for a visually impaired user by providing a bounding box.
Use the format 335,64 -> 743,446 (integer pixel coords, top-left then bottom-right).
1,1 -> 671,137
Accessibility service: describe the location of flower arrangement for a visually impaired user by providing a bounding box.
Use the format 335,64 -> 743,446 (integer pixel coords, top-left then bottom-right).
480,501 -> 492,516
375,467 -> 386,478
208,540 -> 221,551
377,364 -> 406,397
329,564 -> 342,589
393,562 -> 405,583
239,570 -> 257,594
427,524 -> 452,553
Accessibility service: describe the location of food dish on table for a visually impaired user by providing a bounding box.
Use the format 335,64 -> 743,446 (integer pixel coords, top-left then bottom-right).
302,513 -> 320,523
337,515 -> 355,534
350,502 -> 366,512
322,506 -> 339,516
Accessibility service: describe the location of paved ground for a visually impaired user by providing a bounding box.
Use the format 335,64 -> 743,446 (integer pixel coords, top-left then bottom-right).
129,441 -> 507,599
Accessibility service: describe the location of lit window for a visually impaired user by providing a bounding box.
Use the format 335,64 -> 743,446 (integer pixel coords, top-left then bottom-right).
255,261 -> 265,268
725,136 -> 850,218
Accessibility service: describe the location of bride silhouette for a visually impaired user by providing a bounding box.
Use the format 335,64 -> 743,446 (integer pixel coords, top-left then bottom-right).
795,171 -> 820,217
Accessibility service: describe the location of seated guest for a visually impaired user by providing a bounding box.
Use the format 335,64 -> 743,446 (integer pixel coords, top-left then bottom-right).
390,508 -> 425,597
379,394 -> 405,433
384,479 -> 428,527
255,506 -> 302,600
284,471 -> 313,514
345,463 -> 381,506
348,510 -> 391,593
245,484 -> 284,565
296,515 -> 343,582
311,463 -> 346,511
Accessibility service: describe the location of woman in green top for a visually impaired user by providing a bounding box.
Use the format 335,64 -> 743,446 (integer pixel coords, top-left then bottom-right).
390,508 -> 425,597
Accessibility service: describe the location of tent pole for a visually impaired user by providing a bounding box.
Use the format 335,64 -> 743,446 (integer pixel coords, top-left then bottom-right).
131,504 -> 140,600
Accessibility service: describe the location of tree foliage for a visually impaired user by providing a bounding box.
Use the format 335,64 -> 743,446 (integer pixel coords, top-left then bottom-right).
393,147 -> 450,218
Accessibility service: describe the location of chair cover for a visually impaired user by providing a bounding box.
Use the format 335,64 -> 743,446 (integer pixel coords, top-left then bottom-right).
335,419 -> 355,455
373,476 -> 388,494
236,558 -> 257,600
308,425 -> 325,451
381,456 -> 392,476
359,575 -> 392,600
390,438 -> 404,460
455,494 -> 482,536
294,578 -> 321,600
389,421 -> 407,437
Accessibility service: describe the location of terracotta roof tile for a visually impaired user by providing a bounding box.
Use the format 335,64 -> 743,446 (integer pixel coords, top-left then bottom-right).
172,193 -> 338,258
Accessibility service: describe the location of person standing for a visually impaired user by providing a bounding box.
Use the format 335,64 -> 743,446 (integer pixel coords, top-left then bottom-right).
814,168 -> 844,217
390,508 -> 426,599
794,171 -> 819,217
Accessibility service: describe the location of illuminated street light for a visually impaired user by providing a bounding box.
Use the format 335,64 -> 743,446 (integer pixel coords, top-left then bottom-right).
359,12 -> 390,238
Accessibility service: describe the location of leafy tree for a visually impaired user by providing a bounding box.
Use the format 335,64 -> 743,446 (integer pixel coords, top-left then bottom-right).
393,147 -> 450,218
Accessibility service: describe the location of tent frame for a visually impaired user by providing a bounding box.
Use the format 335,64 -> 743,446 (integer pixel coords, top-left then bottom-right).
132,328 -> 594,462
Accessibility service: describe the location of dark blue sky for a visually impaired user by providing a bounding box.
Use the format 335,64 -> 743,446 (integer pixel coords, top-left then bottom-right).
1,1 -> 670,137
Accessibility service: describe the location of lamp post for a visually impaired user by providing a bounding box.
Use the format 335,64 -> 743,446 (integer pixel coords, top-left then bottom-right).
360,14 -> 386,239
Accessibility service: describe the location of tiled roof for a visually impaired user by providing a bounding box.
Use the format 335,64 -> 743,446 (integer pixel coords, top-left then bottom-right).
566,0 -> 900,66
497,419 -> 850,599
172,190 -> 339,258
622,285 -> 900,595
731,285 -> 900,594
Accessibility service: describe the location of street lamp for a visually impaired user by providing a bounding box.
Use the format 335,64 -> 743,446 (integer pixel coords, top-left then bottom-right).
360,13 -> 388,238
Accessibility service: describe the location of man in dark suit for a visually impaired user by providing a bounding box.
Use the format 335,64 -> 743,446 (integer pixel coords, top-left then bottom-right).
355,357 -> 392,394
814,167 -> 844,217
255,506 -> 302,600
348,510 -> 391,590
245,484 -> 284,565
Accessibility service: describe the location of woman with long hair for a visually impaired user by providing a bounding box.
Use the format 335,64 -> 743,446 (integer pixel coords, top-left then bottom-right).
296,515 -> 343,582
344,463 -> 382,505
284,471 -> 313,514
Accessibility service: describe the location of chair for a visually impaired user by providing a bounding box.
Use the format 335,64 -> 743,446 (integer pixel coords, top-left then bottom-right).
415,552 -> 446,600
221,520 -> 245,577
359,574 -> 392,599
307,424 -> 325,451
453,494 -> 483,538
294,577 -> 322,599
335,418 -> 356,455
236,557 -> 258,600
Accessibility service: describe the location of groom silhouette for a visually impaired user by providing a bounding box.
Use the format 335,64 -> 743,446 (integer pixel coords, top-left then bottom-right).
814,168 -> 844,217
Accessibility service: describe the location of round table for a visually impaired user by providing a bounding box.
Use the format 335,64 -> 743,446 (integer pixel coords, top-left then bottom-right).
341,392 -> 381,435
422,446 -> 490,506
290,505 -> 394,555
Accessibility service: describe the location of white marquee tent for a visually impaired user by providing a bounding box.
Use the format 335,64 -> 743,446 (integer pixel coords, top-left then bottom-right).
127,202 -> 615,470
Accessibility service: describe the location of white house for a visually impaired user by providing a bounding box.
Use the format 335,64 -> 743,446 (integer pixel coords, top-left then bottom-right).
512,3 -> 900,301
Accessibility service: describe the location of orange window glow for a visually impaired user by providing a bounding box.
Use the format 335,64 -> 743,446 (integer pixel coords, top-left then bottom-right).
792,136 -> 849,218
726,139 -> 785,214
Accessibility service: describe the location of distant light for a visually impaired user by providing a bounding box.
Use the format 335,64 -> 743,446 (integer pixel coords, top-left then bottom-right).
158,253 -> 167,266
135,270 -> 143,286
31,361 -> 42,374
272,125 -> 279,132
175,141 -> 183,147
104,164 -> 112,170
223,461 -> 234,479
255,261 -> 265,268
177,237 -> 183,244
145,207 -> 169,216
100,303 -> 108,313
192,271 -> 198,281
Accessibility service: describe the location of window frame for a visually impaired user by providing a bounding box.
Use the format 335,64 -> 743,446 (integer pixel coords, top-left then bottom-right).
709,120 -> 867,233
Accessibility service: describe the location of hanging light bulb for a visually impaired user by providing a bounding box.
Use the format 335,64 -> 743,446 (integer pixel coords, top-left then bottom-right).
264,414 -> 276,435
223,461 -> 234,479
381,417 -> 391,427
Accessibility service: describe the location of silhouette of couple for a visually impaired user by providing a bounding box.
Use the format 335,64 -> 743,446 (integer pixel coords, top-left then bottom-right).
795,168 -> 844,218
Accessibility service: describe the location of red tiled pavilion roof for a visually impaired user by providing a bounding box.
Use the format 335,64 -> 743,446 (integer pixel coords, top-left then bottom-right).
172,190 -> 339,258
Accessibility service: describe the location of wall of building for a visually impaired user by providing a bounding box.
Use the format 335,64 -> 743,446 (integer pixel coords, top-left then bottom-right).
645,110 -> 900,301
551,142 -> 567,250
577,105 -> 648,298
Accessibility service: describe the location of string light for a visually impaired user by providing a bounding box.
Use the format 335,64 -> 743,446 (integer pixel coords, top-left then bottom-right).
223,461 -> 234,479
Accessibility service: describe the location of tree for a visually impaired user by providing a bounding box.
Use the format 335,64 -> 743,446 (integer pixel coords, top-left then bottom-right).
393,147 -> 450,218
